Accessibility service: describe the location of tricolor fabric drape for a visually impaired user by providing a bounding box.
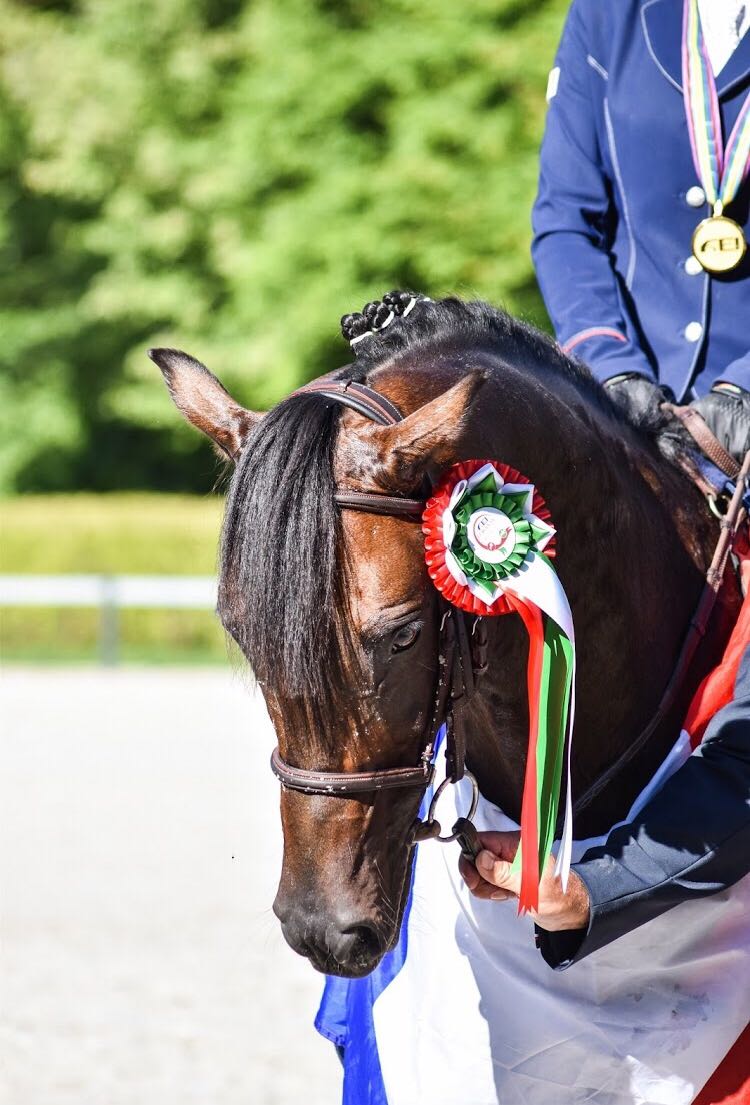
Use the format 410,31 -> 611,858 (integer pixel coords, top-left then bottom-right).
316,601 -> 750,1105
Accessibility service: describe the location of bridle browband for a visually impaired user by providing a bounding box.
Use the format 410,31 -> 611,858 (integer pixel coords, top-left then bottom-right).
270,378 -> 487,807
301,380 -> 425,518
269,376 -> 749,826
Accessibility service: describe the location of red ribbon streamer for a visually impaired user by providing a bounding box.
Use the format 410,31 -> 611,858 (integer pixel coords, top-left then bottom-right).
508,593 -> 546,913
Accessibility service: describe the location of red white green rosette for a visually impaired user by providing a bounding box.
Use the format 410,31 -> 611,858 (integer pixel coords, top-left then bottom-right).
423,460 -> 575,913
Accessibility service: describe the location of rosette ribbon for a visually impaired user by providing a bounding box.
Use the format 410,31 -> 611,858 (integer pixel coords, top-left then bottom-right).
423,460 -> 575,913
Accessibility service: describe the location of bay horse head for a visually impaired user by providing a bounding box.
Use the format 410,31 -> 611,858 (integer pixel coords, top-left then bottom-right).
152,293 -> 737,978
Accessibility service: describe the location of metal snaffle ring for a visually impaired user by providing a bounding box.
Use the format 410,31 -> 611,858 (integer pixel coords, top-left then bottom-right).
707,491 -> 730,518
426,770 -> 479,843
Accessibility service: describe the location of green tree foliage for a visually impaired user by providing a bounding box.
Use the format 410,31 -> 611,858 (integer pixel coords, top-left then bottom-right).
0,0 -> 565,493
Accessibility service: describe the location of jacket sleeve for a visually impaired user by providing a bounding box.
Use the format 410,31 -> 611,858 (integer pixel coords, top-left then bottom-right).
715,354 -> 750,395
537,645 -> 750,970
531,1 -> 656,383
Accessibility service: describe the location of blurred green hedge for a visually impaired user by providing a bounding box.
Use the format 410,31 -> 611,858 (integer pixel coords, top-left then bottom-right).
1,493 -> 227,662
0,0 -> 564,494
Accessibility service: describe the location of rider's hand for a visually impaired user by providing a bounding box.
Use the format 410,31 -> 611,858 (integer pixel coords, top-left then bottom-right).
690,382 -> 750,463
458,830 -> 591,933
603,371 -> 673,423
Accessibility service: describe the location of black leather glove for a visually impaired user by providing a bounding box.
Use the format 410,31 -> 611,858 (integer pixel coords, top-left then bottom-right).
604,372 -> 673,424
691,383 -> 750,463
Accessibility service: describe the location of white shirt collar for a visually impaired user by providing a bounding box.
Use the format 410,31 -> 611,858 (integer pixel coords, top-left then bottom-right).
697,0 -> 750,74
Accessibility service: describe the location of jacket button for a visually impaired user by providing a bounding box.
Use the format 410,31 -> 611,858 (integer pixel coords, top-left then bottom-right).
684,256 -> 703,275
684,321 -> 703,342
686,185 -> 706,207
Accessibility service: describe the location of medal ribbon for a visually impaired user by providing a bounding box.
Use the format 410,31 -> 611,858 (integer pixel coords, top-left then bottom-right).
682,0 -> 750,212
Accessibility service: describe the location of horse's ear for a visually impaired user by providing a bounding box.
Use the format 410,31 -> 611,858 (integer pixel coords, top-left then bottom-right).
364,370 -> 487,490
149,348 -> 263,460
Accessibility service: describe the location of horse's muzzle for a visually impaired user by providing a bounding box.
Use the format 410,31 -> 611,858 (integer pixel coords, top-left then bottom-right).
274,898 -> 390,977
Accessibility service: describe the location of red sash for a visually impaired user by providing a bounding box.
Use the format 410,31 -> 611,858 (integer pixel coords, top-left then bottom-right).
693,1023 -> 750,1105
688,543 -> 750,1104
684,590 -> 750,748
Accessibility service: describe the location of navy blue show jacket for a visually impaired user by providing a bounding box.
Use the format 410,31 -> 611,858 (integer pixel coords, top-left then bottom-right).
531,0 -> 750,401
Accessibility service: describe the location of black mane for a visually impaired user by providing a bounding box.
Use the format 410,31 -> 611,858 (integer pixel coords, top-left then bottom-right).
218,296 -> 687,738
348,296 -> 686,455
219,387 -> 362,741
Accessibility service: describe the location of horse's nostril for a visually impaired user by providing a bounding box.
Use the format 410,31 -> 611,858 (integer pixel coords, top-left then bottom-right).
339,921 -> 384,963
277,907 -> 388,976
272,895 -> 290,926
346,922 -> 380,949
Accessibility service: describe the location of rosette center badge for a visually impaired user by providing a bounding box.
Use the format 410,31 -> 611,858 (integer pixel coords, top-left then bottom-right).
440,463 -> 556,606
467,509 -> 516,564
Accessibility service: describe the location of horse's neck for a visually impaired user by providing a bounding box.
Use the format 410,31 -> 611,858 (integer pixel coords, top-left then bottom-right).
463,369 -> 720,837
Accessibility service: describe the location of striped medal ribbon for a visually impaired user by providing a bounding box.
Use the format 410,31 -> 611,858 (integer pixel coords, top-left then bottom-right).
683,0 -> 750,273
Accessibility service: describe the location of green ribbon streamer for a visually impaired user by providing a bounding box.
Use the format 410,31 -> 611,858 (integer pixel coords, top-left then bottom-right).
536,621 -> 574,870
511,617 -> 574,881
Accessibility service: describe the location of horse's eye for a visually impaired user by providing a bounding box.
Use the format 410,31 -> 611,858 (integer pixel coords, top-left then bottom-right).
392,622 -> 421,653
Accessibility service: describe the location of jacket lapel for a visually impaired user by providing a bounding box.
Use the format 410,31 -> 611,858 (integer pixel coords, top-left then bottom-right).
641,0 -> 683,93
642,0 -> 750,98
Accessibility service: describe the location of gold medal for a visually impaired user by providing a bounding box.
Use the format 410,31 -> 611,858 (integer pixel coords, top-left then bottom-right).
683,1 -> 750,276
691,213 -> 747,274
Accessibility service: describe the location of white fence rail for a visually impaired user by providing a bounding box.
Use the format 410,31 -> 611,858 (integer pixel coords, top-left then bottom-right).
0,574 -> 218,664
0,574 -> 217,609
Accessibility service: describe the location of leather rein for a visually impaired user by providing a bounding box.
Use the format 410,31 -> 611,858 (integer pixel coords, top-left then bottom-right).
269,378 -> 749,824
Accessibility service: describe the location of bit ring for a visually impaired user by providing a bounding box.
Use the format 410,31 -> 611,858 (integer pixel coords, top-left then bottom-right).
426,771 -> 479,843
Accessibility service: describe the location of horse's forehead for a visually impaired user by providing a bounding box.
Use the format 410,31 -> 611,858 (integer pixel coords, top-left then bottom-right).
332,361 -> 460,626
341,511 -> 426,628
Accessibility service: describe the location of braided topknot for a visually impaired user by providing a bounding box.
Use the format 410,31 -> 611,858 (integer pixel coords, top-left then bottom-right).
340,289 -> 429,350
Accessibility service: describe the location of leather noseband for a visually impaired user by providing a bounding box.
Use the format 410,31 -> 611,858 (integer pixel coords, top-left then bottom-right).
269,377 -> 486,798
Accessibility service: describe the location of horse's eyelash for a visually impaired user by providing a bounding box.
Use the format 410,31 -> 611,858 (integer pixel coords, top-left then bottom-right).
362,616 -> 423,648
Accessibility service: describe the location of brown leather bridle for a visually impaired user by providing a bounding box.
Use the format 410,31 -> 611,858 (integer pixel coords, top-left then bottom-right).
269,379 -> 487,811
269,378 -> 749,825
